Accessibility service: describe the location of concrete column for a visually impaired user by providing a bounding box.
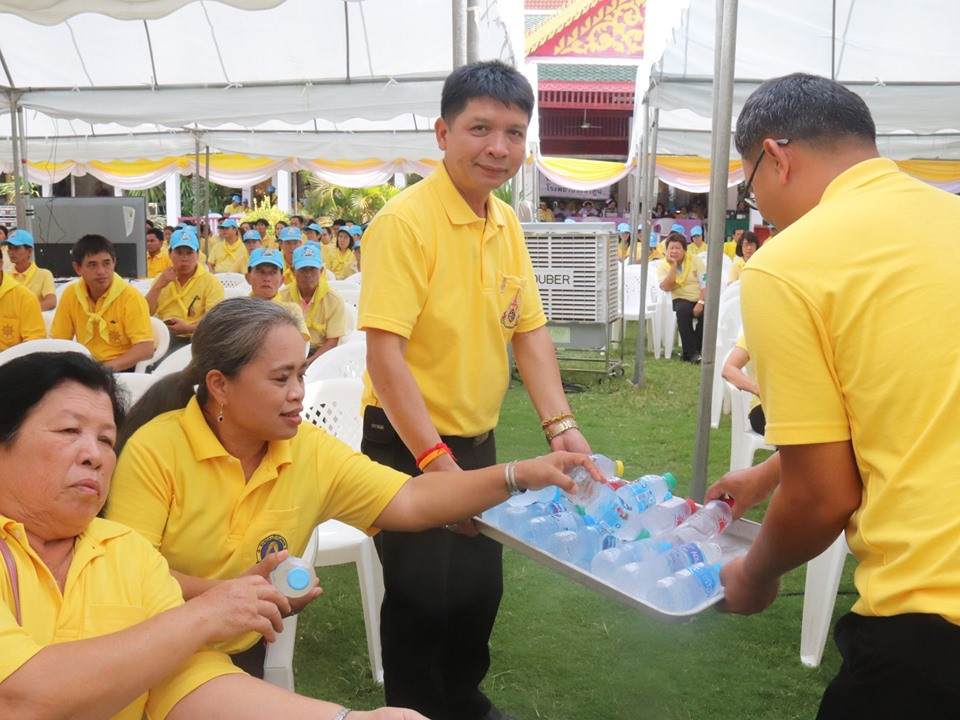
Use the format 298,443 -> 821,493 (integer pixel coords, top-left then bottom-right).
165,172 -> 182,225
277,171 -> 292,212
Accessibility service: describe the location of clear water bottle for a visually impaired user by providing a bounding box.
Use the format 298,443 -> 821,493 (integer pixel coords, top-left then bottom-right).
646,562 -> 724,611
517,511 -> 595,548
565,454 -> 624,509
636,495 -> 697,537
506,485 -> 563,508
498,500 -> 569,537
664,498 -> 734,545
590,538 -> 673,582
270,557 -> 317,599
613,542 -> 722,598
543,524 -> 619,569
616,473 -> 677,515
584,487 -> 634,537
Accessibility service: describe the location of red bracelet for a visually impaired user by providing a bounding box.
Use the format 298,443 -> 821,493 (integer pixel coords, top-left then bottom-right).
415,442 -> 457,471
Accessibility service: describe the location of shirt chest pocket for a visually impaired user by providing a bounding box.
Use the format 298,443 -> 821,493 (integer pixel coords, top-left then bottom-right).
241,507 -> 302,566
0,316 -> 21,345
497,272 -> 525,337
105,319 -> 130,347
81,604 -> 148,637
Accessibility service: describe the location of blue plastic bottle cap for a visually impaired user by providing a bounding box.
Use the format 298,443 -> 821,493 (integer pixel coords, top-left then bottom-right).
287,567 -> 311,591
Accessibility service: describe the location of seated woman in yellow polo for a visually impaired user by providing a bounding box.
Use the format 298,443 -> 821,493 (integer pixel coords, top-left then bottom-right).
3,230 -> 56,310
657,231 -> 706,363
50,234 -> 155,371
106,298 -> 597,678
279,243 -> 347,363
242,229 -> 263,254
145,229 -> 225,351
688,225 -> 707,255
0,351 -> 426,720
206,219 -> 248,274
0,265 -> 46,352
328,228 -> 359,280
727,230 -> 759,285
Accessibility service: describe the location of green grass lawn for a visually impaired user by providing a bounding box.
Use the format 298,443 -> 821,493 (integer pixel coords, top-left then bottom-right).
292,329 -> 859,719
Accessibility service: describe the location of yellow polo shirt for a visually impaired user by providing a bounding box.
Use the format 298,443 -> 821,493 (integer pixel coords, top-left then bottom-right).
107,396 -> 409,652
742,157 -> 960,624
727,256 -> 746,284
50,276 -> 154,363
0,515 -> 242,720
0,271 -> 45,350
688,241 -> 708,255
10,262 -> 55,303
724,240 -> 738,259
279,284 -> 347,348
320,243 -> 337,268
146,251 -> 173,279
206,239 -> 248,274
656,253 -> 706,302
358,161 -> 546,436
328,248 -> 358,280
154,265 -> 224,331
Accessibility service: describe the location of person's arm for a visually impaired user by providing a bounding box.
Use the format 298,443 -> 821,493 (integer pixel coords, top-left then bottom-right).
0,576 -> 287,720
511,326 -> 590,454
705,451 -> 780,520
721,345 -> 760,397
659,260 -> 678,291
39,294 -> 56,311
145,267 -> 176,314
103,340 -> 155,371
719,441 -> 861,615
164,318 -> 198,336
306,336 -> 340,364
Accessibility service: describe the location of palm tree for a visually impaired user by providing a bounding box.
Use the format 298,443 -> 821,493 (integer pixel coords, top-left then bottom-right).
304,179 -> 401,223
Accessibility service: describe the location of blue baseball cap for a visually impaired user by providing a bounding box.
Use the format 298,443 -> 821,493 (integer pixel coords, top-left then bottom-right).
690,225 -> 703,237
278,226 -> 303,242
169,229 -> 199,252
293,243 -> 324,270
563,217 -> 577,223
241,198 -> 249,204
231,194 -> 241,202
248,248 -> 284,269
347,225 -> 362,237
3,229 -> 34,247
220,219 -> 239,230
305,223 -> 323,234
670,223 -> 687,236
267,184 -> 276,193
649,236 -> 659,247
242,230 -> 262,242
617,223 -> 631,233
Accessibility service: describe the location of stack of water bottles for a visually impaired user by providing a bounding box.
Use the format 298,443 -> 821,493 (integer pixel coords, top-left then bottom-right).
484,454 -> 735,613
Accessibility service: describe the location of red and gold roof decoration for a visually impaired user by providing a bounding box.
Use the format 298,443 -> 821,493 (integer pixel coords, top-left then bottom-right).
526,0 -> 644,60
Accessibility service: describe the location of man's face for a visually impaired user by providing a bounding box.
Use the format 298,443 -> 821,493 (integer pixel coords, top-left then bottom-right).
256,221 -> 269,236
164,227 -> 173,241
305,229 -> 319,243
319,228 -> 332,245
146,234 -> 162,255
289,217 -> 302,228
7,245 -> 31,267
73,251 -> 115,295
222,227 -> 239,243
243,239 -> 262,254
435,97 -> 528,205
280,240 -> 300,262
171,246 -> 198,277
246,264 -> 282,299
294,266 -> 321,297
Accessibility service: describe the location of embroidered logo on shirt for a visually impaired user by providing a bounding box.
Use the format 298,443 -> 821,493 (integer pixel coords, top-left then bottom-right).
500,291 -> 521,330
257,533 -> 289,560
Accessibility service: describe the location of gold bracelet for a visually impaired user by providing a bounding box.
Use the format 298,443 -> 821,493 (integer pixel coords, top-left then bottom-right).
544,417 -> 579,442
540,412 -> 574,430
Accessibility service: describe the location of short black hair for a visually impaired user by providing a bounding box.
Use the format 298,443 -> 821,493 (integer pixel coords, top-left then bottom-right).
146,228 -> 164,243
290,215 -> 304,223
737,231 -> 759,257
72,234 -> 116,265
145,219 -> 155,229
164,225 -> 175,233
664,231 -> 687,250
735,73 -> 876,158
0,352 -> 125,446
255,218 -> 269,227
441,60 -> 534,124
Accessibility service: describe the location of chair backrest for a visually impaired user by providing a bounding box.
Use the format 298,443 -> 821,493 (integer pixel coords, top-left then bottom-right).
215,272 -> 248,290
622,264 -> 644,321
0,338 -> 92,366
716,293 -> 742,351
342,302 -> 358,335
329,281 -> 360,307
303,340 -> 366,384
41,309 -> 55,335
114,371 -> 162,408
151,343 -> 193,377
344,272 -> 361,286
341,329 -> 366,344
54,280 -> 78,299
129,278 -> 155,296
301,378 -> 364,451
135,316 -> 172,373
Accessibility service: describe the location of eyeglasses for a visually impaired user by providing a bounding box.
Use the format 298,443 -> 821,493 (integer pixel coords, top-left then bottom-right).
737,138 -> 790,211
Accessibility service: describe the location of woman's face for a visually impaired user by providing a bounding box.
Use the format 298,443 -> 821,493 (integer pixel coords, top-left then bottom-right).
666,241 -> 686,263
218,325 -> 308,443
0,382 -> 116,541
337,232 -> 352,251
742,241 -> 758,262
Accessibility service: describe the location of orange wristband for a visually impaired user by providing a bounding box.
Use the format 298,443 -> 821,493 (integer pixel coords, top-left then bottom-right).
416,442 -> 457,471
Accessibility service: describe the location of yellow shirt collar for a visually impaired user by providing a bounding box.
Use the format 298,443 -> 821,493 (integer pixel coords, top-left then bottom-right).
820,157 -> 899,205
432,161 -> 508,230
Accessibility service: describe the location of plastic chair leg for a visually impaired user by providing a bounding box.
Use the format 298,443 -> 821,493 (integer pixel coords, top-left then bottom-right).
263,613 -> 299,691
800,533 -> 849,668
355,537 -> 385,683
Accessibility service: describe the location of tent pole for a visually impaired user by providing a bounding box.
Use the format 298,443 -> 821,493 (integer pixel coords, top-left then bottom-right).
631,96 -> 650,386
452,0 -> 467,68
466,0 -> 480,64
193,137 -> 203,254
203,145 -> 211,239
690,0 -> 739,504
9,94 -> 26,230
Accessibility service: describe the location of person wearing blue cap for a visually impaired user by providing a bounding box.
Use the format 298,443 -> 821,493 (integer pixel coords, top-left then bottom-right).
0,254 -> 46,351
3,229 -> 57,310
688,225 -> 707,255
146,229 -> 225,348
244,248 -> 310,341
207,220 -> 248,274
242,229 -> 263,254
277,226 -> 303,286
616,222 -> 634,261
223,194 -> 244,216
304,223 -> 323,245
280,243 -> 347,362
328,228 -> 358,280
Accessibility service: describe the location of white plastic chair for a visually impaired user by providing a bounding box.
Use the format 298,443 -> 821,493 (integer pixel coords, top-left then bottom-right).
151,343 -> 192,377
114,371 -> 162,408
303,341 -> 366,385
329,280 -> 360,307
0,338 -> 92,366
54,280 -> 78,299
215,272 -> 248,299
344,272 -> 361,285
135,316 -> 171,373
129,278 -> 154,295
710,294 -> 742,428
41,309 -> 55,335
341,329 -> 366,344
801,533 -> 853,668
301,378 -> 364,450
622,264 -> 660,357
724,377 -> 775,472
341,302 -> 358,336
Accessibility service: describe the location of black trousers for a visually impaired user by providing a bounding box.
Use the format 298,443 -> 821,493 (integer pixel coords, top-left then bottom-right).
817,613 -> 960,719
229,639 -> 266,678
748,405 -> 766,435
362,407 -> 502,720
672,298 -> 703,359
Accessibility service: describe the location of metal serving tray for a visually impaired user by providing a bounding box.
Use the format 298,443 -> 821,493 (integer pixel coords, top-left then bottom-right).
476,515 -> 760,624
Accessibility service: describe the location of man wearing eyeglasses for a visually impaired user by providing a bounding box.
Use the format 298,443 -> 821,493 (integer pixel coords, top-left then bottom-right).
713,73 -> 960,717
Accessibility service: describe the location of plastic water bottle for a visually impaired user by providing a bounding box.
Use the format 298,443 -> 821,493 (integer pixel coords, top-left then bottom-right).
543,524 -> 619,569
497,500 -> 569,537
517,511 -> 595,548
616,473 -> 677,514
646,563 -> 724,611
565,454 -> 624,509
270,557 -> 317,599
664,498 -> 734,545
635,496 -> 698,537
613,542 -> 722,598
590,538 -> 673,582
506,485 -> 563,507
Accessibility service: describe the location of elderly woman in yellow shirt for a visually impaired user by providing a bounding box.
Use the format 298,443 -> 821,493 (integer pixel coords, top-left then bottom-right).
329,228 -> 359,280
657,231 -> 706,363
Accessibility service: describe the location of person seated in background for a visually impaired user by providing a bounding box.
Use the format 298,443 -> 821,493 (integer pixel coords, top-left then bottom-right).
252,218 -> 272,248
239,221 -> 252,235
578,200 -> 599,217
318,225 -> 336,267
3,230 -> 56,310
145,228 -> 172,280
274,219 -> 289,242
242,229 -> 262,254
727,230 -> 759,285
51,235 -> 154,371
163,225 -> 175,243
280,244 -> 346,364
538,201 -> 555,222
688,226 -> 708,255
351,226 -> 363,273
302,223 -> 322,245
146,229 -> 225,351
276,226 -> 303,286
658,231 -> 706,363
206,219 -> 248,274
329,228 -> 358,280
617,222 -> 633,260
0,351 -> 428,720
722,333 -> 765,435
724,227 -> 743,259
654,202 -> 666,217
648,234 -> 665,262
244,248 -> 310,340
289,215 -> 304,229
0,264 -> 45,352
223,194 -> 243,216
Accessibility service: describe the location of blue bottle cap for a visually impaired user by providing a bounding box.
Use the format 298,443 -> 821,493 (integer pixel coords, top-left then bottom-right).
287,567 -> 311,591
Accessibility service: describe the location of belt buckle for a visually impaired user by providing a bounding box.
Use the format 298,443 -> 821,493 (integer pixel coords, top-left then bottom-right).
472,431 -> 489,447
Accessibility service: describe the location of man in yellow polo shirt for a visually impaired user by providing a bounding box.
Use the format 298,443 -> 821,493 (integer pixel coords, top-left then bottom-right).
3,229 -> 56,310
245,247 -> 309,341
145,228 -> 224,352
50,234 -> 154,370
206,219 -> 248,274
712,73 -> 960,717
358,60 -> 590,720
279,243 -> 346,363
145,227 -> 172,279
276,226 -> 302,287
0,265 -> 46,351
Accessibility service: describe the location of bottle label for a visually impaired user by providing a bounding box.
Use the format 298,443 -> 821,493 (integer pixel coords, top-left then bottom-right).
689,564 -> 720,597
601,535 -> 619,550
681,543 -> 706,565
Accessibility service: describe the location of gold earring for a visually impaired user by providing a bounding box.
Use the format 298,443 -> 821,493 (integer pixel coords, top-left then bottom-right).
217,404 -> 224,423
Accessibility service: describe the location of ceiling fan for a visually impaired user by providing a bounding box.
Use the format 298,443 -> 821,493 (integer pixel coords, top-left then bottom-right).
567,109 -> 600,130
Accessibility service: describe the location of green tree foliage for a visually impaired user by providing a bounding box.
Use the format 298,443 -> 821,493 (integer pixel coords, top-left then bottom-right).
304,179 -> 401,224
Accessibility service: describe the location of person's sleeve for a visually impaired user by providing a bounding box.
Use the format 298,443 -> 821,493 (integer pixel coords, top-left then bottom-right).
311,429 -> 409,534
656,261 -> 668,282
50,291 -> 75,339
19,292 -> 45,341
286,303 -> 310,341
513,219 -> 547,334
40,271 -> 55,299
205,276 -> 225,310
741,266 -> 850,446
695,256 -> 707,289
324,293 -> 347,338
106,436 -> 176,549
125,291 -> 156,345
0,598 -> 44,685
356,213 -> 427,339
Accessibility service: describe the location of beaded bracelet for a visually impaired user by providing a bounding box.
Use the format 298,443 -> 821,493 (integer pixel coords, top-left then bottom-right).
504,461 -> 524,496
540,412 -> 574,430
